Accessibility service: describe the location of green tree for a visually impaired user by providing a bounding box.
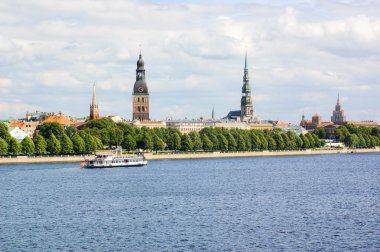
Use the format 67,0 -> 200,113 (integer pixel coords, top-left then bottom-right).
218,134 -> 228,151
226,132 -> 237,151
152,134 -> 165,153
60,134 -> 74,153
0,122 -> 11,142
0,137 -> 8,154
93,136 -> 103,150
34,134 -> 47,154
201,134 -> 213,151
306,133 -> 316,148
344,134 -> 359,148
300,135 -> 310,149
122,134 -> 136,151
171,132 -> 182,151
250,132 -> 260,150
38,122 -> 65,140
236,134 -> 246,151
140,130 -> 153,150
273,133 -> 285,150
65,126 -> 77,138
295,135 -> 303,149
181,134 -> 193,151
8,137 -> 21,154
189,132 -> 203,151
314,127 -> 327,139
80,132 -> 97,152
46,134 -> 61,154
21,137 -> 35,154
335,126 -> 350,142
71,133 -> 85,153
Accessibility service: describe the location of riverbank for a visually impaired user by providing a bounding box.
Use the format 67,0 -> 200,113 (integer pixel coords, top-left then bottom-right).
0,148 -> 379,164
144,148 -> 380,160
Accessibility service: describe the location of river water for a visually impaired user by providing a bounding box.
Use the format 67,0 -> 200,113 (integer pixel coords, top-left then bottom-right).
0,153 -> 379,251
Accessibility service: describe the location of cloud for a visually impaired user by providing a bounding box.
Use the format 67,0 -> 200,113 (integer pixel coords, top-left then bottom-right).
0,0 -> 379,124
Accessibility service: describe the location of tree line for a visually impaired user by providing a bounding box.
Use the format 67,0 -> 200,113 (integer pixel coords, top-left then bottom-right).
0,118 -> 325,155
1,119 -> 379,155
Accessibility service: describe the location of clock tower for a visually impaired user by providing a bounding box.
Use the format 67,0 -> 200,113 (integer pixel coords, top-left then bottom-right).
132,51 -> 150,121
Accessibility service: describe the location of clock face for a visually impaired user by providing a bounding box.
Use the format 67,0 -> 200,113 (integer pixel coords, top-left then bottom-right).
138,87 -> 144,93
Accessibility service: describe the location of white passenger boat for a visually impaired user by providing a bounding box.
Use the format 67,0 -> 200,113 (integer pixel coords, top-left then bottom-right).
80,151 -> 147,169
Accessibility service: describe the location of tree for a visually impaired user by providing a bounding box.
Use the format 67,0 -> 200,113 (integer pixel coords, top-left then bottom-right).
236,134 -> 246,151
152,134 -> 165,153
170,132 -> 181,151
93,136 -> 103,150
306,133 -> 316,148
80,132 -> 97,152
295,135 -> 303,149
181,134 -> 193,151
0,122 -> 11,142
344,134 -> 359,148
250,132 -> 260,150
314,127 -> 327,139
140,130 -> 153,150
21,137 -> 35,154
38,122 -> 65,140
335,126 -> 350,142
0,137 -> 8,154
34,134 -> 47,154
226,132 -> 237,151
65,126 -> 77,138
273,133 -> 285,150
60,134 -> 74,153
8,137 -> 21,154
122,134 -> 136,151
189,132 -> 203,151
46,134 -> 61,154
201,134 -> 213,151
300,135 -> 310,149
71,133 -> 85,153
218,134 -> 228,151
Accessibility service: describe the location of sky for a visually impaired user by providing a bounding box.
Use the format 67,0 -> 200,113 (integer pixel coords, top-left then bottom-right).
1,0 -> 379,123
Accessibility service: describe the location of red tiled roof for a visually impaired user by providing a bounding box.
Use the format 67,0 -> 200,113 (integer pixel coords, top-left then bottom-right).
9,121 -> 24,128
43,115 -> 74,125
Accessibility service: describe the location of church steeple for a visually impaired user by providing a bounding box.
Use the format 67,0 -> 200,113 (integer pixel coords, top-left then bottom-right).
90,84 -> 99,120
132,50 -> 150,121
240,50 -> 253,122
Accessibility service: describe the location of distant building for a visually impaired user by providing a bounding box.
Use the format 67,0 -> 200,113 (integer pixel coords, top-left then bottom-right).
43,113 -> 75,128
9,121 -> 39,139
90,84 -> 100,120
108,115 -> 123,123
226,52 -> 254,122
9,127 -> 28,142
331,94 -> 346,124
166,120 -> 207,134
300,113 -> 322,131
132,120 -> 166,129
349,121 -> 378,128
132,51 -> 150,121
275,125 -> 308,135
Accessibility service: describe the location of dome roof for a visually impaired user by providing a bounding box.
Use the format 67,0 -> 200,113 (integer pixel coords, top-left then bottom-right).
133,80 -> 148,94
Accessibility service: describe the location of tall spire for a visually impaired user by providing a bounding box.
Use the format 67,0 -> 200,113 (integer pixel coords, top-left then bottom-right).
90,83 -> 99,120
92,83 -> 97,106
212,107 -> 215,120
337,93 -> 340,105
244,50 -> 248,70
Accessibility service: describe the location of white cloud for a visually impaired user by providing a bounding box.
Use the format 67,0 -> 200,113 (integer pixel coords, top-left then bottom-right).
0,0 -> 379,123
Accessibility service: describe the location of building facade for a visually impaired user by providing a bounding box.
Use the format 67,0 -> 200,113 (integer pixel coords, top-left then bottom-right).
90,84 -> 100,120
132,52 -> 150,121
331,94 -> 346,124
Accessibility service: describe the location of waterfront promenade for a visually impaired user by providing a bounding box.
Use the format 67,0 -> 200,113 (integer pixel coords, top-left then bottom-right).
0,148 -> 379,164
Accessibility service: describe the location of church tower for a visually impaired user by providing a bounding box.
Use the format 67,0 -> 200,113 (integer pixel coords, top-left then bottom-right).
132,51 -> 149,121
240,51 -> 253,122
331,94 -> 346,124
90,84 -> 99,120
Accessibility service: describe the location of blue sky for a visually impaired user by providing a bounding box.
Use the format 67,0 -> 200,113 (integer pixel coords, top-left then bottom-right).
1,0 -> 379,123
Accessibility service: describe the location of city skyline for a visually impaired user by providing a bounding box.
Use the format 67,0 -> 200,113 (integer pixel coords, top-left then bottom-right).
1,0 -> 379,123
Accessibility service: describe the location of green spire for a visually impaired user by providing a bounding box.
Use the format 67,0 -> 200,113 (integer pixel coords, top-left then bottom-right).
244,50 -> 248,70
